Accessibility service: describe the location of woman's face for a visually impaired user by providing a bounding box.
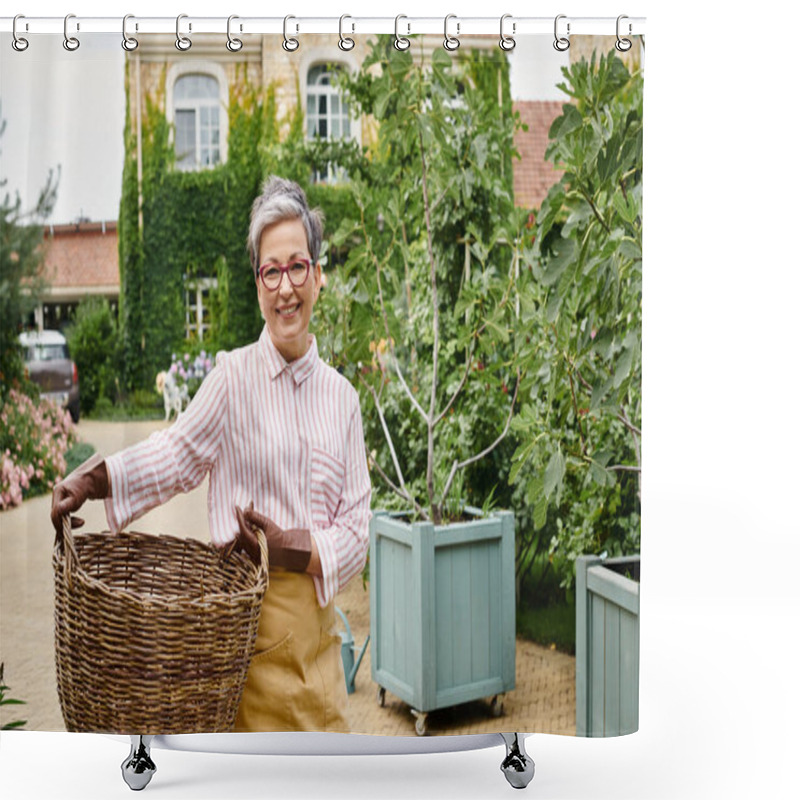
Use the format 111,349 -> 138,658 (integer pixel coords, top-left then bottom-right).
256,217 -> 321,363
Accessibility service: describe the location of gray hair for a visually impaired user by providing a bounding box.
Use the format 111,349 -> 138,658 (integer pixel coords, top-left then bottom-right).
247,177 -> 324,274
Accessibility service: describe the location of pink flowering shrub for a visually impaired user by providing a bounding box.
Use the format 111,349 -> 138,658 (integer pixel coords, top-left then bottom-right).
0,389 -> 77,510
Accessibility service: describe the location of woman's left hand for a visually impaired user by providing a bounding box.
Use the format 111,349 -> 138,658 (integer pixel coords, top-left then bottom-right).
231,502 -> 312,572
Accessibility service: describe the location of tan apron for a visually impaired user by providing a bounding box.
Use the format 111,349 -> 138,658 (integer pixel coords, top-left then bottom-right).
233,568 -> 350,733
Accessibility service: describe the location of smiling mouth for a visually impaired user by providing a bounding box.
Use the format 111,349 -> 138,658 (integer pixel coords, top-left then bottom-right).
276,303 -> 301,317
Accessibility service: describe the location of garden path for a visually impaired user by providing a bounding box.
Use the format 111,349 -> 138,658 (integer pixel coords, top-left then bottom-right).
0,420 -> 575,736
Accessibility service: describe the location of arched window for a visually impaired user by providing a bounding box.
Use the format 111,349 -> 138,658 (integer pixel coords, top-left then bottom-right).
174,74 -> 222,171
307,64 -> 352,183
307,65 -> 351,141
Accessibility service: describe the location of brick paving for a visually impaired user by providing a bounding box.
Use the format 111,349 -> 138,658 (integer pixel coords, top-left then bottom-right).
0,420 -> 575,737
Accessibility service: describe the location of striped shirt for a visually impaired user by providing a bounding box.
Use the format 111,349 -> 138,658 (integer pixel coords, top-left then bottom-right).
103,327 -> 372,608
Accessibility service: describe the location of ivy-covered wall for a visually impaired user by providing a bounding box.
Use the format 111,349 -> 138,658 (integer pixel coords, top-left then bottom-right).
117,61 -> 357,391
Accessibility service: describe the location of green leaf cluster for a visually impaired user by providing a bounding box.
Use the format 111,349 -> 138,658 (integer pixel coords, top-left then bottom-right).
65,297 -> 121,414
511,51 -> 643,587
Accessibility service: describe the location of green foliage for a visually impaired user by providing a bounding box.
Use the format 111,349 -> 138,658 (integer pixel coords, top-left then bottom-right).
0,663 -> 27,730
0,114 -> 58,399
65,297 -> 121,414
511,51 -> 643,587
314,37 -> 525,525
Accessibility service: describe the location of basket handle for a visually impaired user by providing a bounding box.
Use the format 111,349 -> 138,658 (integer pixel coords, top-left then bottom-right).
56,514 -> 80,585
255,527 -> 269,587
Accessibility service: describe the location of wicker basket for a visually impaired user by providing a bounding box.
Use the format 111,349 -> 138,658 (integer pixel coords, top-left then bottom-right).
53,516 -> 268,734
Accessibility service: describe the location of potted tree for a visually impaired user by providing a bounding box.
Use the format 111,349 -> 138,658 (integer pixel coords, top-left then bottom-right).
313,38 -> 528,735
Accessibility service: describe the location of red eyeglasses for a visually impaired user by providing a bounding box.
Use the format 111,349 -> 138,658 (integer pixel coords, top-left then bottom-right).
257,258 -> 311,291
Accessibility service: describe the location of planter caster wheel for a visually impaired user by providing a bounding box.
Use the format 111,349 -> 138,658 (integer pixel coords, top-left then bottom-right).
500,733 -> 534,790
377,686 -> 386,707
122,736 -> 156,791
490,694 -> 505,717
410,708 -> 428,736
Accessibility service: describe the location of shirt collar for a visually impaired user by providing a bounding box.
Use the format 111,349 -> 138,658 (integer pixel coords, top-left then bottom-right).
259,326 -> 319,386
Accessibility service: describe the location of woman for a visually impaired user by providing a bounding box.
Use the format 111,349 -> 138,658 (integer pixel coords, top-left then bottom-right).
51,177 -> 372,733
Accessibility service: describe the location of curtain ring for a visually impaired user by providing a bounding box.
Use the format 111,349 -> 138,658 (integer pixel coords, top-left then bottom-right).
12,15 -> 29,52
227,15 -> 243,52
122,14 -> 139,52
443,14 -> 460,51
175,14 -> 192,51
283,15 -> 299,52
394,15 -> 411,51
553,14 -> 570,52
499,14 -> 515,51
616,15 -> 632,52
338,15 -> 355,51
63,14 -> 80,52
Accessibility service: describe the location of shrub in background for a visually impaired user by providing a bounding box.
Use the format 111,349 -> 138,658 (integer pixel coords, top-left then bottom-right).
0,389 -> 76,510
65,297 -> 121,415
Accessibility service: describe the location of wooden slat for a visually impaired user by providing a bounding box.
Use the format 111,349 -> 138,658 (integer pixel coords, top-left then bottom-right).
587,564 -> 639,615
451,544 -> 472,689
500,511 -> 516,691
435,520 -> 503,547
416,521 -> 436,710
604,603 -> 621,736
470,541 -> 491,681
591,595 -> 606,735
575,555 -> 602,736
435,544 -> 454,690
619,608 -> 639,734
435,677 -> 506,710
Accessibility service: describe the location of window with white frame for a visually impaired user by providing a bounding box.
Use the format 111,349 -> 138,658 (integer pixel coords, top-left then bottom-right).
174,74 -> 222,171
307,64 -> 352,183
184,277 -> 217,341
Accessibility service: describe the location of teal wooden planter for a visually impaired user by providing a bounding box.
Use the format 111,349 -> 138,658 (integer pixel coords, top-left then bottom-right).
575,554 -> 640,737
369,509 -> 516,735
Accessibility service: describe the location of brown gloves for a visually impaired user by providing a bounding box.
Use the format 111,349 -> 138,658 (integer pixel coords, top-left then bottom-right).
225,502 -> 312,572
50,453 -> 110,538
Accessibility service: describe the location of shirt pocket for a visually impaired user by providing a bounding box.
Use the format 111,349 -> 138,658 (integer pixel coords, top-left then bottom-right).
310,446 -> 346,528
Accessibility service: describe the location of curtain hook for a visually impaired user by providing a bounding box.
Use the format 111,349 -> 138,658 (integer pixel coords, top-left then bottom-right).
553,14 -> 570,52
12,14 -> 29,52
616,15 -> 633,52
499,14 -> 516,51
338,14 -> 355,51
63,13 -> 80,52
227,15 -> 243,52
394,15 -> 411,51
443,13 -> 460,51
283,15 -> 299,52
122,14 -> 139,52
175,14 -> 192,51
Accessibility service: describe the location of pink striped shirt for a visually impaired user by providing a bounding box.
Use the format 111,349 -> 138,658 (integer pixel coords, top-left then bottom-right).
103,328 -> 372,608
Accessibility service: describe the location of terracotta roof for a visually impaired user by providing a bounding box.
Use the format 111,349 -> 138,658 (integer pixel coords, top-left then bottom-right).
513,100 -> 565,210
41,222 -> 119,289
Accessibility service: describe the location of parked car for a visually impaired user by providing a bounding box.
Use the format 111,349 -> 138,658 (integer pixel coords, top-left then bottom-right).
19,330 -> 81,422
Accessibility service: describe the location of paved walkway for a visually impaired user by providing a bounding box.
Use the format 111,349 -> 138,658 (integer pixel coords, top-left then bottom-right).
0,420 -> 575,737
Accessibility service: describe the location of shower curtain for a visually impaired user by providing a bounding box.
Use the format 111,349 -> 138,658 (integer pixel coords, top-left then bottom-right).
0,24 -> 642,742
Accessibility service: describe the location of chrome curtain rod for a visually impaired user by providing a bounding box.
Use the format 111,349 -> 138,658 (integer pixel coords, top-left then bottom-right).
0,16 -> 646,37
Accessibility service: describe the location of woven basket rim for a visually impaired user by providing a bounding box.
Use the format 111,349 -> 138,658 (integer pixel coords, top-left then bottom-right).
53,528 -> 268,608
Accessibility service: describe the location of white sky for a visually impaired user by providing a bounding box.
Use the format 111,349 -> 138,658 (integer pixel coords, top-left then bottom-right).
1,33 -> 125,225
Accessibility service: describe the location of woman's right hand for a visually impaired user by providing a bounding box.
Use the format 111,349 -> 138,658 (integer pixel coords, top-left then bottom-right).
50,453 -> 110,538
